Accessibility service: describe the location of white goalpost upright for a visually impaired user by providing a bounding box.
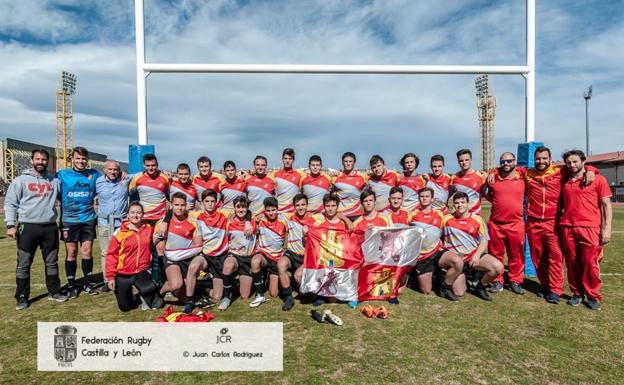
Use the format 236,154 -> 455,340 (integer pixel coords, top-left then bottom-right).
134,0 -> 536,145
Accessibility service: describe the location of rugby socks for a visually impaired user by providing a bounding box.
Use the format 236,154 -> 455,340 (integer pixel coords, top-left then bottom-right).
82,259 -> 93,286
252,271 -> 265,295
65,260 -> 77,288
223,274 -> 234,299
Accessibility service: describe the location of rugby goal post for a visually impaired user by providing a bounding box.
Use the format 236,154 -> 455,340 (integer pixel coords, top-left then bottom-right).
134,0 -> 536,146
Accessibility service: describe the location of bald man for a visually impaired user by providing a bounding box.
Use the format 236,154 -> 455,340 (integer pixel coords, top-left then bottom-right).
485,152 -> 526,295
95,160 -> 131,292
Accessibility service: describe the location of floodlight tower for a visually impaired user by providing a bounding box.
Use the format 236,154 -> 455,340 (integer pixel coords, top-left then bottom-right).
584,85 -> 592,156
56,71 -> 77,170
475,75 -> 496,171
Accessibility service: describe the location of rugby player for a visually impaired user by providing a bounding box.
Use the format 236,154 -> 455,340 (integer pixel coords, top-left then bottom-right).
246,155 -> 276,216
367,155 -> 399,212
169,163 -> 197,211
383,186 -> 411,226
273,148 -> 305,213
426,154 -> 452,214
220,160 -> 246,215
450,149 -> 486,216
398,153 -> 426,212
192,156 -> 225,208
301,155 -> 332,214
332,152 -> 367,220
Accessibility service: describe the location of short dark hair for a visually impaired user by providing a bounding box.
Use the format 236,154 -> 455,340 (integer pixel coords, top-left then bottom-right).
171,192 -> 187,203
201,189 -> 218,201
389,186 -> 404,196
360,188 -> 376,203
143,153 -> 157,163
293,193 -> 308,204
430,154 -> 445,165
31,148 -> 49,160
282,148 -> 295,158
72,146 -> 89,158
309,155 -> 322,165
233,196 -> 250,208
418,187 -> 435,197
223,160 -> 236,170
342,151 -> 356,162
369,154 -> 385,168
322,193 -> 340,206
254,155 -> 268,165
456,149 -> 472,159
534,146 -> 551,158
197,156 -> 211,166
176,163 -> 191,173
562,149 -> 586,162
453,191 -> 469,202
128,201 -> 144,212
400,153 -> 420,170
263,196 -> 278,208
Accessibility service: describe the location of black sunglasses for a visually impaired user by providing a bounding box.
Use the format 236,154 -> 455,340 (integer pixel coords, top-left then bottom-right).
500,159 -> 514,164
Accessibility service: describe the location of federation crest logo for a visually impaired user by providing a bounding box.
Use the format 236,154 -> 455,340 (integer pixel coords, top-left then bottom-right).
54,325 -> 78,364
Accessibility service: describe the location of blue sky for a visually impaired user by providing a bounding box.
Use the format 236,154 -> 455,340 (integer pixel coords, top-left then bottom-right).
0,0 -> 622,171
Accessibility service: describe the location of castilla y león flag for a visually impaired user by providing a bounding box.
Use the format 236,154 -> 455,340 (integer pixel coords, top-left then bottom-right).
300,226 -> 424,302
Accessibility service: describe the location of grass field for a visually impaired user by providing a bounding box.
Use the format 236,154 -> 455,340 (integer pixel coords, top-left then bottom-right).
1,207 -> 623,385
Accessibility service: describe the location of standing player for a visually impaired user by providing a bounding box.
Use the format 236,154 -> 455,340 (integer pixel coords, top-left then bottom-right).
220,160 -> 246,215
192,156 -> 225,208
427,155 -> 452,214
57,147 -> 101,298
409,187 -> 463,302
398,153 -> 427,212
277,194 -> 314,311
273,148 -> 305,213
485,152 -> 526,295
249,197 -> 288,308
155,193 -> 203,314
245,155 -> 276,216
169,163 -> 197,211
301,155 -> 332,214
450,149 -> 486,216
383,187 -> 411,226
332,152 -> 368,220
442,192 -> 503,301
560,150 -> 612,310
5,149 -> 67,310
367,155 -> 399,212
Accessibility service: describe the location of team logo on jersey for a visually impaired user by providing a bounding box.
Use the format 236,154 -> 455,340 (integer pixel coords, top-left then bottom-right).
54,325 -> 78,365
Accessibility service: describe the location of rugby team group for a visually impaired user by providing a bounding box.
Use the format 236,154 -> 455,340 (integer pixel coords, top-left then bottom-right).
4,145 -> 612,314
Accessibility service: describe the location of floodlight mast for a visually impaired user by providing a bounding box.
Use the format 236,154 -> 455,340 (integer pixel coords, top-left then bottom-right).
134,0 -> 536,145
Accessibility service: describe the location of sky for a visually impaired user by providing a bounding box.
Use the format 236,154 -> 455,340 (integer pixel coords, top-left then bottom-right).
0,0 -> 622,172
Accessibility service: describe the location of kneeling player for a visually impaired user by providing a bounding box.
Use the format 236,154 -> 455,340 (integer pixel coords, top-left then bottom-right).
409,188 -> 464,302
156,193 -> 203,313
250,197 -> 288,308
442,192 -> 503,301
221,196 -> 257,311
278,194 -> 314,311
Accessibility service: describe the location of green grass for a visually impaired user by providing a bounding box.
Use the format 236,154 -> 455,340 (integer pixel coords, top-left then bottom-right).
1,208 -> 623,385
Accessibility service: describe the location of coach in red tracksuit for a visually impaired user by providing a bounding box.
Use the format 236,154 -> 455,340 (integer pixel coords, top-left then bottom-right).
560,150 -> 612,311
486,152 -> 526,295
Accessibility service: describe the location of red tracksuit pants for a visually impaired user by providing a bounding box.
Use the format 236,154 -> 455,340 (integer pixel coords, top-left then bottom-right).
561,226 -> 603,301
488,221 -> 525,284
526,218 -> 564,296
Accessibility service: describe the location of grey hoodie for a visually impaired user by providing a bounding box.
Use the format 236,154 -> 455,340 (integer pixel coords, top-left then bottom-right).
4,168 -> 59,226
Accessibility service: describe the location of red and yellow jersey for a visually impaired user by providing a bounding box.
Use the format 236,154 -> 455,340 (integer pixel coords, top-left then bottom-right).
169,179 -> 197,210
398,173 -> 427,212
368,170 -> 399,211
301,173 -> 332,214
560,174 -> 611,228
227,217 -> 256,257
281,212 -> 314,255
426,173 -> 452,213
311,213 -> 348,231
332,171 -> 368,217
487,171 -> 526,223
129,172 -> 170,221
105,221 -> 154,281
381,208 -> 411,227
352,211 -> 393,236
220,177 -> 246,215
192,172 -> 225,203
245,175 -> 275,216
272,168 -> 305,213
409,209 -> 444,261
255,217 -> 288,261
450,171 -> 485,216
192,210 -> 229,257
159,216 -> 202,261
442,213 -> 488,262
524,165 -> 561,220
